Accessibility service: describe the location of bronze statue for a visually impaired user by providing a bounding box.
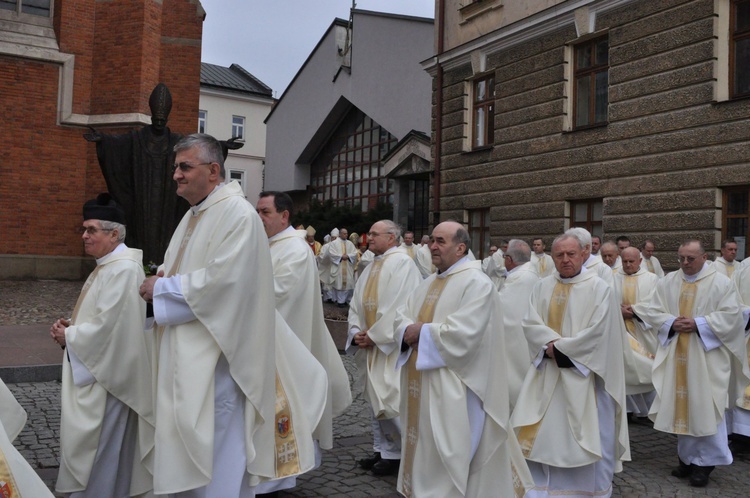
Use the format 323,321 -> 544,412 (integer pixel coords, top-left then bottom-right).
84,83 -> 187,264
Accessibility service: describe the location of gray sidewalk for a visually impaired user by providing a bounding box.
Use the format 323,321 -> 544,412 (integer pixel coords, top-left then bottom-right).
6,355 -> 750,497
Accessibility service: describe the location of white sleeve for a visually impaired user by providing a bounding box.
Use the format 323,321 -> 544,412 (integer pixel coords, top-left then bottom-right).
66,343 -> 96,387
153,275 -> 196,325
415,324 -> 447,370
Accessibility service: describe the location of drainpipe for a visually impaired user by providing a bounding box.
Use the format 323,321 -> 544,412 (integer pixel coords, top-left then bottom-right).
433,0 -> 445,224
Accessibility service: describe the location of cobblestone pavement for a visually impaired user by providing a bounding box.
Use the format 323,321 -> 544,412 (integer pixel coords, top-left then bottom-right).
2,280 -> 750,496
6,359 -> 749,497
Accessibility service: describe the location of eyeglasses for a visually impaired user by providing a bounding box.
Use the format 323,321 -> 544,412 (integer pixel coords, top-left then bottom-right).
677,256 -> 698,263
172,161 -> 212,173
78,226 -> 114,235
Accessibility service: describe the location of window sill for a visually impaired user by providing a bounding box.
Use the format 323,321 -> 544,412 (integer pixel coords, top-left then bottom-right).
462,145 -> 493,155
563,122 -> 608,134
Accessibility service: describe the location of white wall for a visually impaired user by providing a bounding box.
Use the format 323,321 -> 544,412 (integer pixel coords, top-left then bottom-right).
199,90 -> 273,204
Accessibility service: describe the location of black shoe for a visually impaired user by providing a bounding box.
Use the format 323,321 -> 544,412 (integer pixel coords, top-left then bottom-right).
358,452 -> 381,470
729,434 -> 750,455
337,302 -> 347,308
671,459 -> 691,478
371,458 -> 400,476
689,465 -> 714,487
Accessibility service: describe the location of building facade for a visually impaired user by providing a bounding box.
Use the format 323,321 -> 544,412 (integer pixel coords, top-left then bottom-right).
428,0 -> 750,265
264,9 -> 434,237
0,0 -> 205,279
200,63 -> 275,204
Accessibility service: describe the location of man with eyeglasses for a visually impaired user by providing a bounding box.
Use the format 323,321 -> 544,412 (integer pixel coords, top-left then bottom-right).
51,193 -> 154,497
139,133 -> 277,497
635,239 -> 749,487
497,239 -> 539,410
347,220 -> 421,476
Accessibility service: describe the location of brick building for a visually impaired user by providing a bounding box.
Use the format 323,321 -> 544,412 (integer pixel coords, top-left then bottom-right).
0,0 -> 205,279
428,0 -> 750,265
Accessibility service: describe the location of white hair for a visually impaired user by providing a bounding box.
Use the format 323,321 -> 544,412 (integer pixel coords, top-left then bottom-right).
99,220 -> 127,242
564,227 -> 592,249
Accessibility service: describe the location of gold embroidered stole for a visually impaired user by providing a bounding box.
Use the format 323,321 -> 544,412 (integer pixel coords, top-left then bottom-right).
538,255 -> 546,275
401,277 -> 449,497
726,264 -> 735,278
363,259 -> 385,330
646,259 -> 655,274
673,281 -> 697,434
0,444 -> 21,498
273,372 -> 301,477
405,245 -> 414,259
622,275 -> 654,359
517,281 -> 571,457
70,265 -> 103,326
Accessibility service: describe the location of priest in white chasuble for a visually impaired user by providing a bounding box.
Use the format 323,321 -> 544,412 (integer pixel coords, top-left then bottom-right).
730,262 -> 750,454
256,191 -> 352,450
0,379 -> 55,497
328,228 -> 358,306
318,232 -> 335,302
497,239 -> 539,410
566,227 -> 614,286
640,239 -> 665,278
714,238 -> 740,278
140,133 -> 278,497
613,247 -> 659,416
415,235 -> 435,278
531,238 -> 555,278
634,239 -> 749,487
400,230 -> 418,261
348,220 -> 421,477
511,233 -> 630,498
51,193 -> 154,498
395,221 -> 533,498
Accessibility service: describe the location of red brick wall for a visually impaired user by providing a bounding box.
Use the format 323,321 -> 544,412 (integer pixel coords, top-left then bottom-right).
0,0 -> 204,259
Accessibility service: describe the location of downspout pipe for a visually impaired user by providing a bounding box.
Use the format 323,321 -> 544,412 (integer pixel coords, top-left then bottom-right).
433,0 -> 445,224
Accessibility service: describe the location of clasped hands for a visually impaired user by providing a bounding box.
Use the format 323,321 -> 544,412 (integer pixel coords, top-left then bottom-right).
139,270 -> 164,302
672,316 -> 697,334
50,318 -> 69,348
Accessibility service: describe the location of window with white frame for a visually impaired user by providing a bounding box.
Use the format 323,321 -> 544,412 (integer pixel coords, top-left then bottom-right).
573,36 -> 609,129
229,170 -> 245,195
472,74 -> 495,148
231,115 -> 245,141
198,110 -> 207,133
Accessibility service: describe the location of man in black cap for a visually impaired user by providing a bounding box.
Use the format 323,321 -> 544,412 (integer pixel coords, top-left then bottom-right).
50,193 -> 155,498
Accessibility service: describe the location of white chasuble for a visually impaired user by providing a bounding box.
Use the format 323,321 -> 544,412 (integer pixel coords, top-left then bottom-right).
328,238 -> 357,290
732,265 -> 750,413
498,263 -> 539,409
636,264 -> 749,436
531,252 -> 554,278
640,254 -> 665,278
415,243 -> 435,278
57,247 -> 154,497
348,247 -> 421,419
613,268 -> 657,395
0,379 -> 56,498
714,256 -> 737,278
154,182 -> 276,494
268,227 -> 352,449
512,270 -> 630,471
394,260 -> 533,498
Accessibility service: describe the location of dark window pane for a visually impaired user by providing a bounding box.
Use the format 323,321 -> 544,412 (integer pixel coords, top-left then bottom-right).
576,76 -> 591,127
0,1 -> 16,12
574,203 -> 588,222
727,217 -> 748,239
595,71 -> 609,123
736,2 -> 750,31
22,0 -> 50,16
734,38 -> 750,96
576,44 -> 591,69
595,38 -> 609,65
727,191 -> 749,215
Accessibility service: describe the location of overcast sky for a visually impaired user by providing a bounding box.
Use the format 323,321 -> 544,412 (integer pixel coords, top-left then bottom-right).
200,0 -> 435,97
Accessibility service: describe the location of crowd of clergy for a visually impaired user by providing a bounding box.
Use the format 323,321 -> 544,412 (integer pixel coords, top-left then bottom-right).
2,133 -> 749,497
